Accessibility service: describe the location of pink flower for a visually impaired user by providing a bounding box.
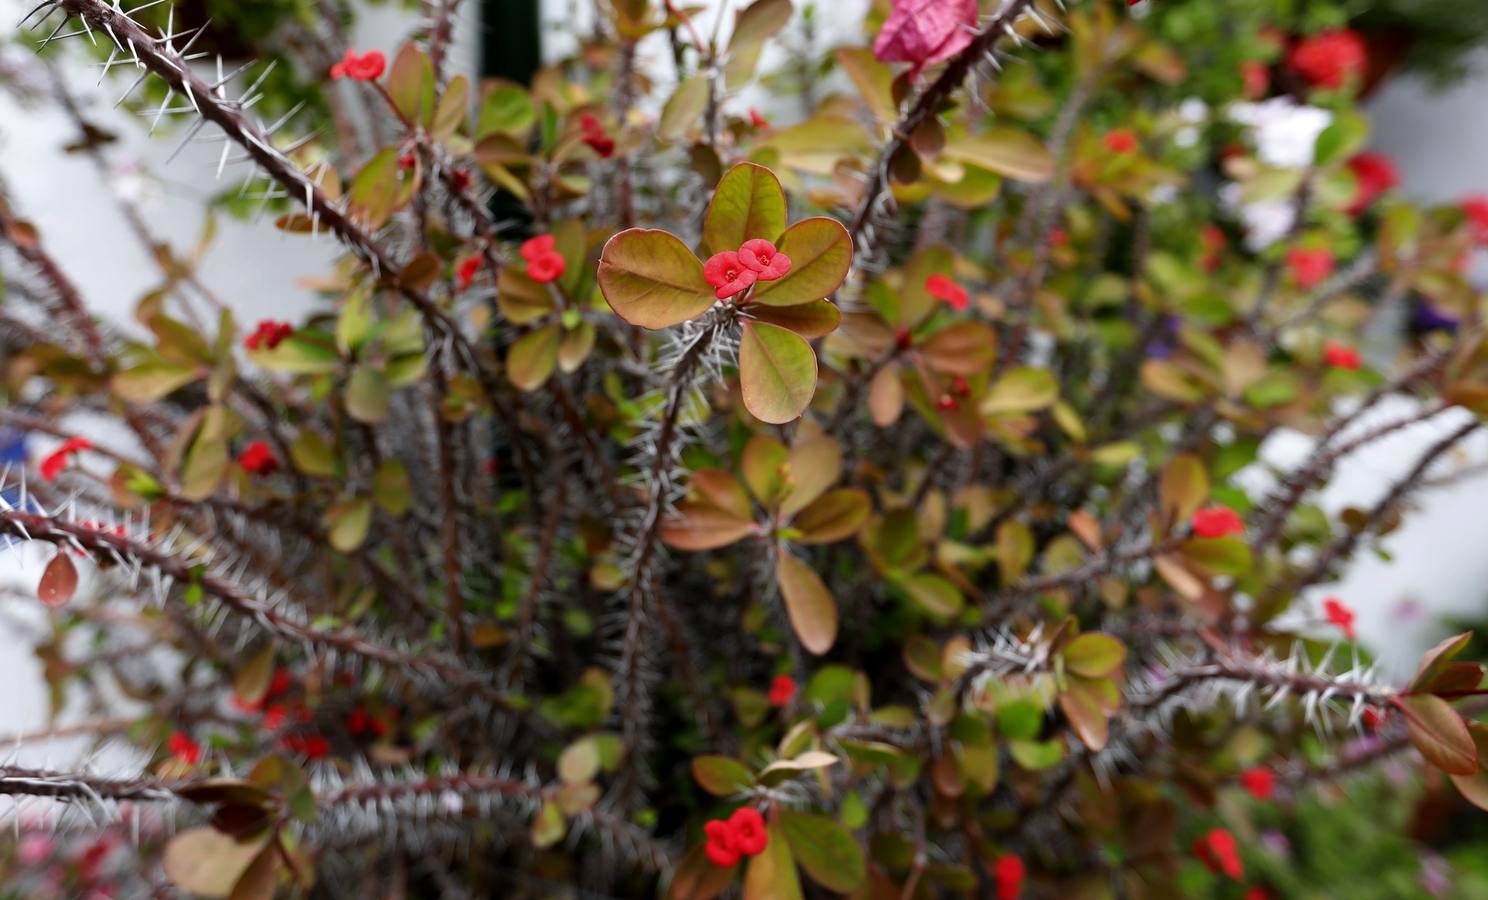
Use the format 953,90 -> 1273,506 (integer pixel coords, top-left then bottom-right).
1323,597 -> 1356,639
456,253 -> 482,291
39,436 -> 90,482
1288,30 -> 1366,90
1322,342 -> 1360,370
1103,128 -> 1139,155
1286,247 -> 1335,289
872,0 -> 978,77
1194,827 -> 1244,879
703,251 -> 758,300
168,731 -> 202,766
925,273 -> 968,310
737,239 -> 791,281
994,855 -> 1025,899
1346,153 -> 1398,214
330,49 -> 386,82
767,674 -> 796,707
1192,506 -> 1244,539
1240,766 -> 1276,800
1463,196 -> 1488,245
238,441 -> 279,476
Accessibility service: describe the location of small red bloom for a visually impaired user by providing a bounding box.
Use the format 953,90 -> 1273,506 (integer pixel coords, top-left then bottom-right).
1362,706 -> 1385,730
1192,506 -> 1244,539
280,732 -> 330,759
1345,153 -> 1398,214
1323,597 -> 1356,639
261,704 -> 287,731
1194,827 -> 1243,879
1463,196 -> 1488,245
527,251 -> 566,284
449,167 -> 471,191
245,319 -> 293,351
583,132 -> 616,158
457,253 -> 483,291
1241,60 -> 1270,99
749,107 -> 770,129
704,251 -> 758,300
330,49 -> 385,82
1288,30 -> 1366,90
768,674 -> 796,707
925,273 -> 968,311
1201,224 -> 1227,272
952,374 -> 970,396
936,393 -> 959,411
168,731 -> 202,766
703,818 -> 740,867
238,440 -> 279,476
520,235 -> 557,262
728,807 -> 768,856
397,152 -> 416,171
895,326 -> 913,351
1322,342 -> 1360,371
39,436 -> 90,482
1239,766 -> 1275,800
993,854 -> 1025,899
1286,247 -> 1335,289
1103,128 -> 1139,155
348,706 -> 372,736
737,239 -> 792,281
1243,890 -> 1271,900
1048,227 -> 1069,248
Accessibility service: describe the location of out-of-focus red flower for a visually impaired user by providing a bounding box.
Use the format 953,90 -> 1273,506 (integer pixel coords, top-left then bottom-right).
749,108 -> 770,129
728,807 -> 768,856
261,703 -> 288,731
872,0 -> 978,77
704,251 -> 758,300
1322,342 -> 1361,370
457,253 -> 482,291
1103,128 -> 1139,155
1288,30 -> 1366,90
738,239 -> 792,281
895,326 -> 913,351
1240,767 -> 1275,800
245,319 -> 293,351
1323,597 -> 1356,639
936,393 -> 959,411
1362,706 -> 1385,730
1049,227 -> 1069,248
1463,196 -> 1488,245
703,818 -> 740,867
1244,889 -> 1272,900
238,440 -> 279,476
449,167 -> 471,191
1345,153 -> 1398,214
925,273 -> 968,311
767,674 -> 796,707
1192,506 -> 1244,539
1286,247 -> 1335,289
39,436 -> 90,482
1194,827 -> 1244,879
1201,224 -> 1227,272
168,730 -> 202,766
993,854 -> 1025,899
579,113 -> 616,158
280,733 -> 330,759
330,49 -> 385,81
520,235 -> 556,262
527,251 -> 566,284
1241,60 -> 1270,99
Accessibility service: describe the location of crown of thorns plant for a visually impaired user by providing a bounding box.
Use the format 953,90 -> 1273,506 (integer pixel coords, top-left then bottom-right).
1,0 -> 1487,897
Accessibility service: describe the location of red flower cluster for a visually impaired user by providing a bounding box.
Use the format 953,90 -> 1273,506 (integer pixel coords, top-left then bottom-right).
39,436 -> 90,482
1345,152 -> 1398,214
1240,766 -> 1275,800
704,239 -> 792,301
521,234 -> 566,284
1194,826 -> 1243,879
1322,341 -> 1360,371
168,730 -> 202,766
1323,596 -> 1356,639
348,705 -> 391,738
767,674 -> 796,707
1463,196 -> 1488,245
245,319 -> 293,351
1286,247 -> 1335,289
925,273 -> 968,311
238,440 -> 279,476
703,807 -> 768,867
456,253 -> 483,291
330,49 -> 386,81
232,667 -> 293,716
1192,506 -> 1244,539
1103,128 -> 1139,155
280,732 -> 331,759
579,113 -> 615,158
1288,29 -> 1366,90
993,854 -> 1025,899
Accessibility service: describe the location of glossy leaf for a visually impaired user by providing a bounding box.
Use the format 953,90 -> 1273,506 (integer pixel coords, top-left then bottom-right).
507,323 -> 561,392
691,755 -> 755,796
1402,694 -> 1478,776
1062,633 -> 1126,678
779,811 -> 866,893
702,162 -> 788,257
749,218 -> 854,307
981,366 -> 1058,415
745,299 -> 841,339
743,822 -> 802,900
739,321 -> 818,424
791,489 -> 871,544
944,128 -> 1056,183
597,229 -> 714,329
388,43 -> 435,128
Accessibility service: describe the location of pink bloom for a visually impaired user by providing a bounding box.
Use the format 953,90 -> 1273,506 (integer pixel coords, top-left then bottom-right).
925,273 -> 968,311
1194,827 -> 1244,879
737,239 -> 791,281
872,0 -> 978,77
1288,30 -> 1366,90
767,674 -> 796,707
238,440 -> 279,476
330,49 -> 385,82
728,807 -> 768,856
703,251 -> 758,300
1323,597 -> 1356,639
17,834 -> 53,865
456,253 -> 482,291
1192,506 -> 1244,539
168,731 -> 202,766
1103,128 -> 1139,155
39,436 -> 90,482
1346,153 -> 1398,214
994,855 -> 1025,899
1286,247 -> 1335,289
1322,342 -> 1360,370
1240,766 -> 1276,800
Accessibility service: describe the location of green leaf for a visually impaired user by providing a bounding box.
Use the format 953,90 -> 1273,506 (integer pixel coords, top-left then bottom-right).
336,290 -> 376,355
981,366 -> 1057,415
1159,453 -> 1209,531
345,364 -> 390,423
1058,679 -> 1110,751
1179,536 -> 1252,577
530,800 -> 566,849
903,572 -> 963,620
1314,110 -> 1368,167
658,76 -> 710,142
597,228 -> 714,329
702,162 -> 788,257
919,322 -> 997,376
1062,633 -> 1126,678
745,299 -> 841,339
691,755 -> 754,796
898,245 -> 954,327
791,489 -> 870,545
255,332 -> 340,375
477,84 -> 535,138
325,498 -> 373,554
1411,631 -> 1474,692
290,430 -> 338,479
372,459 -> 411,517
388,43 -> 435,128
835,47 -> 897,126
507,323 -> 561,392
347,147 -> 415,231
744,823 -> 802,900
776,551 -> 838,655
759,750 -> 839,786
1008,737 -> 1064,770
742,435 -> 789,507
996,699 -> 1043,740
111,360 -> 203,403
1450,724 -> 1488,812
181,415 -> 229,501
670,844 -> 737,899
1402,694 -> 1478,776
431,75 -> 470,141
779,812 -> 866,893
943,128 -> 1056,183
739,321 -> 818,424
749,218 -> 854,307
558,737 -> 601,785
724,0 -> 792,87
779,432 -> 843,518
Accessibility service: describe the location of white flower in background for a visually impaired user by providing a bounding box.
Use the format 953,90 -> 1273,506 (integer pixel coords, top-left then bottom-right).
1227,97 -> 1333,169
1219,182 -> 1296,251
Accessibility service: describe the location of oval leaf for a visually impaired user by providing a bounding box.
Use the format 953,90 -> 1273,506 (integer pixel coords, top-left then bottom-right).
691,755 -> 755,796
749,218 -> 854,307
597,229 -> 715,329
1402,694 -> 1479,776
1062,633 -> 1126,678
791,489 -> 871,545
163,827 -> 269,898
744,822 -> 803,900
507,324 -> 561,392
739,321 -> 818,424
776,551 -> 838,655
660,503 -> 758,551
944,128 -> 1055,183
745,299 -> 841,339
703,162 -> 788,257
38,552 -> 79,608
779,811 -> 866,893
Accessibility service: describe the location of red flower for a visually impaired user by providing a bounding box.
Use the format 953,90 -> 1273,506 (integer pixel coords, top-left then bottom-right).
767,674 -> 796,707
1362,706 -> 1385,730
1191,506 -> 1244,539
925,273 -> 968,311
1103,128 -> 1139,155
245,319 -> 293,351
348,706 -> 372,736
449,167 -> 471,191
1241,60 -> 1270,99
456,253 -> 482,291
1201,224 -> 1227,272
583,132 -> 616,158
1286,247 -> 1335,289
728,807 -> 768,856
1239,766 -> 1275,800
1244,889 -> 1271,900
703,819 -> 741,867
737,239 -> 792,281
1288,30 -> 1366,90
895,326 -> 913,351
1322,342 -> 1360,371
749,107 -> 770,129
527,251 -> 566,284
330,49 -> 385,82
238,440 -> 279,476
167,731 -> 202,766
1194,827 -> 1243,879
936,393 -> 959,411
1463,196 -> 1488,245
39,436 -> 90,482
993,854 -> 1025,900
520,235 -> 556,262
397,152 -> 416,171
261,704 -> 288,731
280,733 -> 330,759
1048,227 -> 1069,248
1345,153 -> 1398,214
873,0 -> 978,77
1323,597 -> 1356,639
704,251 -> 758,300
